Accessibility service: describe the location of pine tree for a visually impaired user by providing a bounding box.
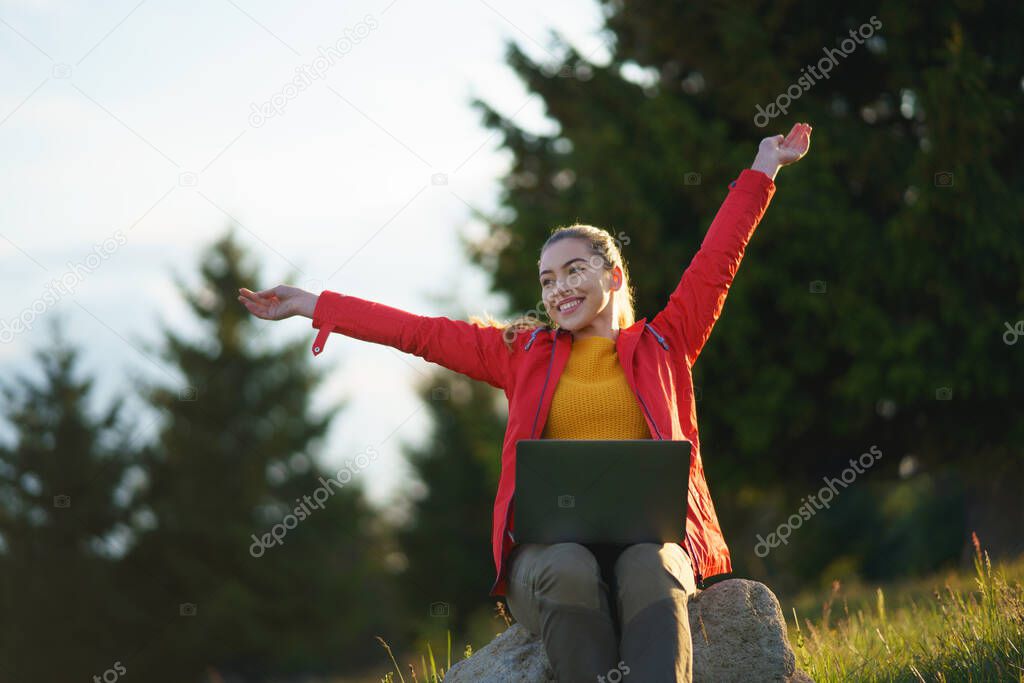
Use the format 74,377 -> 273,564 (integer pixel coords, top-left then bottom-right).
122,227 -> 399,680
393,369 -> 506,643
0,316 -> 144,681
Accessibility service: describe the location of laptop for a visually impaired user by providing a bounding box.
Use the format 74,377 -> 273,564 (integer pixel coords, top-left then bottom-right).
512,439 -> 691,544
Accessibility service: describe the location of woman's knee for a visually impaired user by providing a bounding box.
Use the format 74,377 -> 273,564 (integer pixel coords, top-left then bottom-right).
615,543 -> 696,596
533,542 -> 605,609
614,543 -> 695,628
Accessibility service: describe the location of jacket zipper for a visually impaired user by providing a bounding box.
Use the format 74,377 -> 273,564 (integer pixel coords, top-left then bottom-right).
528,329 -> 558,439
519,330 -> 557,535
493,328 -> 557,593
636,387 -> 703,586
639,324 -> 702,584
685,534 -> 703,588
634,390 -> 663,440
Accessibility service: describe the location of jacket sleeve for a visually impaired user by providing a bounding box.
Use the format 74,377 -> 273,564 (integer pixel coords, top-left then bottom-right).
650,168 -> 776,366
310,290 -> 513,390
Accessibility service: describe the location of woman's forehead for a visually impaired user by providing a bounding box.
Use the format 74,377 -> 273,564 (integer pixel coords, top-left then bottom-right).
539,238 -> 590,268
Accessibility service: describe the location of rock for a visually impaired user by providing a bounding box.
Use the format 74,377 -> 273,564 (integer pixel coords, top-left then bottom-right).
444,621 -> 557,683
689,579 -> 811,682
444,579 -> 812,682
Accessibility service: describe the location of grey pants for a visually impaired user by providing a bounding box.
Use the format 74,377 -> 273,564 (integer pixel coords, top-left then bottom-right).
505,542 -> 698,683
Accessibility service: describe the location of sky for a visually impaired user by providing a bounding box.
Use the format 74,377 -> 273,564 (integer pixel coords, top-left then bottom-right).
0,0 -> 613,521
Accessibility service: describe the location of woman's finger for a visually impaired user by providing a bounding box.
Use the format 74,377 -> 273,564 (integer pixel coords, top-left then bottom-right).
784,125 -> 810,153
239,287 -> 264,303
240,286 -> 290,321
240,294 -> 263,311
797,125 -> 812,150
238,297 -> 262,318
784,123 -> 803,148
256,286 -> 282,299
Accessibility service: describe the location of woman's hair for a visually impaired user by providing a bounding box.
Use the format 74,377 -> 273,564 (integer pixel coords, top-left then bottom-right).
469,223 -> 637,350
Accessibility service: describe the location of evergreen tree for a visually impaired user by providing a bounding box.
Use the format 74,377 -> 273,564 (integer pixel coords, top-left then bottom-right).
393,369 -> 506,643
0,317 -> 144,681
464,1 -> 1023,583
122,227 -> 398,681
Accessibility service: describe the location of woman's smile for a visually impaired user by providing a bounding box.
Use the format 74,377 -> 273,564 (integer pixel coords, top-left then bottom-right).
557,297 -> 585,314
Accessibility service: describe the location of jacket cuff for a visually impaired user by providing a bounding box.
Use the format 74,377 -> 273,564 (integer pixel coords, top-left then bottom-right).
728,168 -> 776,212
310,290 -> 344,356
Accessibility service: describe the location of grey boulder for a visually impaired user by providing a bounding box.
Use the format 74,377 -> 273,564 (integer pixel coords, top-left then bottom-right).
444,578 -> 813,682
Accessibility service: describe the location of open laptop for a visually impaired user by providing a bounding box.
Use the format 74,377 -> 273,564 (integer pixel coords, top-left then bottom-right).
512,439 -> 691,544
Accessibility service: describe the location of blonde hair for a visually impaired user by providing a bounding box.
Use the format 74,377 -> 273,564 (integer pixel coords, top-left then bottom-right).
469,223 -> 637,350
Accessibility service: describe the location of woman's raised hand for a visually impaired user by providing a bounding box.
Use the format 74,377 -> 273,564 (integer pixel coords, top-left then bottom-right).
237,285 -> 317,321
761,122 -> 812,166
751,122 -> 812,180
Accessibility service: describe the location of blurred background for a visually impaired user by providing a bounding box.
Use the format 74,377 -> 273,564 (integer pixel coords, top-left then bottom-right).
1,0 -> 1021,681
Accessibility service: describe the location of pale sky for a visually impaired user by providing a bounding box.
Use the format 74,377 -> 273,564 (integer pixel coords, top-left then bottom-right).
0,0 -> 617,521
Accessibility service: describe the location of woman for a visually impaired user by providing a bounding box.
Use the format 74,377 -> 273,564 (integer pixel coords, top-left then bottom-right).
238,121 -> 812,681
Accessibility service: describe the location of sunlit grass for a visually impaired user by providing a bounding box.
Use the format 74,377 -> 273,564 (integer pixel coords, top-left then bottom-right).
375,602 -> 510,682
789,534 -> 1024,682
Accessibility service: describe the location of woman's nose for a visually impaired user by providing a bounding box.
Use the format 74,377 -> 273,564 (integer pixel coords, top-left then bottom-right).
551,286 -> 573,302
555,277 -> 577,294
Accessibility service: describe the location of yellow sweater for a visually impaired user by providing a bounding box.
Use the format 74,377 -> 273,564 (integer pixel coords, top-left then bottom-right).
541,335 -> 652,440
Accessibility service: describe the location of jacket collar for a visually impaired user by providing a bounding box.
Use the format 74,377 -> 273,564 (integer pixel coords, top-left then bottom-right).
524,317 -> 658,372
524,318 -> 660,351
613,317 -> 647,378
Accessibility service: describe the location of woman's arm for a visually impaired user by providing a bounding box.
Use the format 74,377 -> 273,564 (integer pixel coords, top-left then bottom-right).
650,122 -> 812,366
238,285 -> 513,390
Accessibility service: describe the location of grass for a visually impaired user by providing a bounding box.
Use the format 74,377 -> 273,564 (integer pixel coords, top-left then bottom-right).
372,536 -> 1024,682
374,602 -> 511,683
788,534 -> 1024,682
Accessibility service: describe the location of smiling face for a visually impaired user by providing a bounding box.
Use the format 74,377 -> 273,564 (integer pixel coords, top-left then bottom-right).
538,237 -> 622,341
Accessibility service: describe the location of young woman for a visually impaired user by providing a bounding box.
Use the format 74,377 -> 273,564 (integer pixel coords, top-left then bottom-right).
238,121 -> 812,681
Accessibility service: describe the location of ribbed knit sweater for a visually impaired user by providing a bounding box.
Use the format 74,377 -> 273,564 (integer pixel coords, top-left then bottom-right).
541,335 -> 651,440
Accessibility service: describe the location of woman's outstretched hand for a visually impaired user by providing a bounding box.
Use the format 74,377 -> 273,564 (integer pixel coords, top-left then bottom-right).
750,121 -> 813,180
237,285 -> 317,321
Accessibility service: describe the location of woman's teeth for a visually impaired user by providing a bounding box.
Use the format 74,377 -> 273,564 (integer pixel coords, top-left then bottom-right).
558,298 -> 583,313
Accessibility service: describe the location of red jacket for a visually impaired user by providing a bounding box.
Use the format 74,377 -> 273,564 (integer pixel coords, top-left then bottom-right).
310,168 -> 776,597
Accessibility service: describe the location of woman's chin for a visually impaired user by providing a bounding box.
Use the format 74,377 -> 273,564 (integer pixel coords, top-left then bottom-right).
555,317 -> 588,332
548,309 -> 592,331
